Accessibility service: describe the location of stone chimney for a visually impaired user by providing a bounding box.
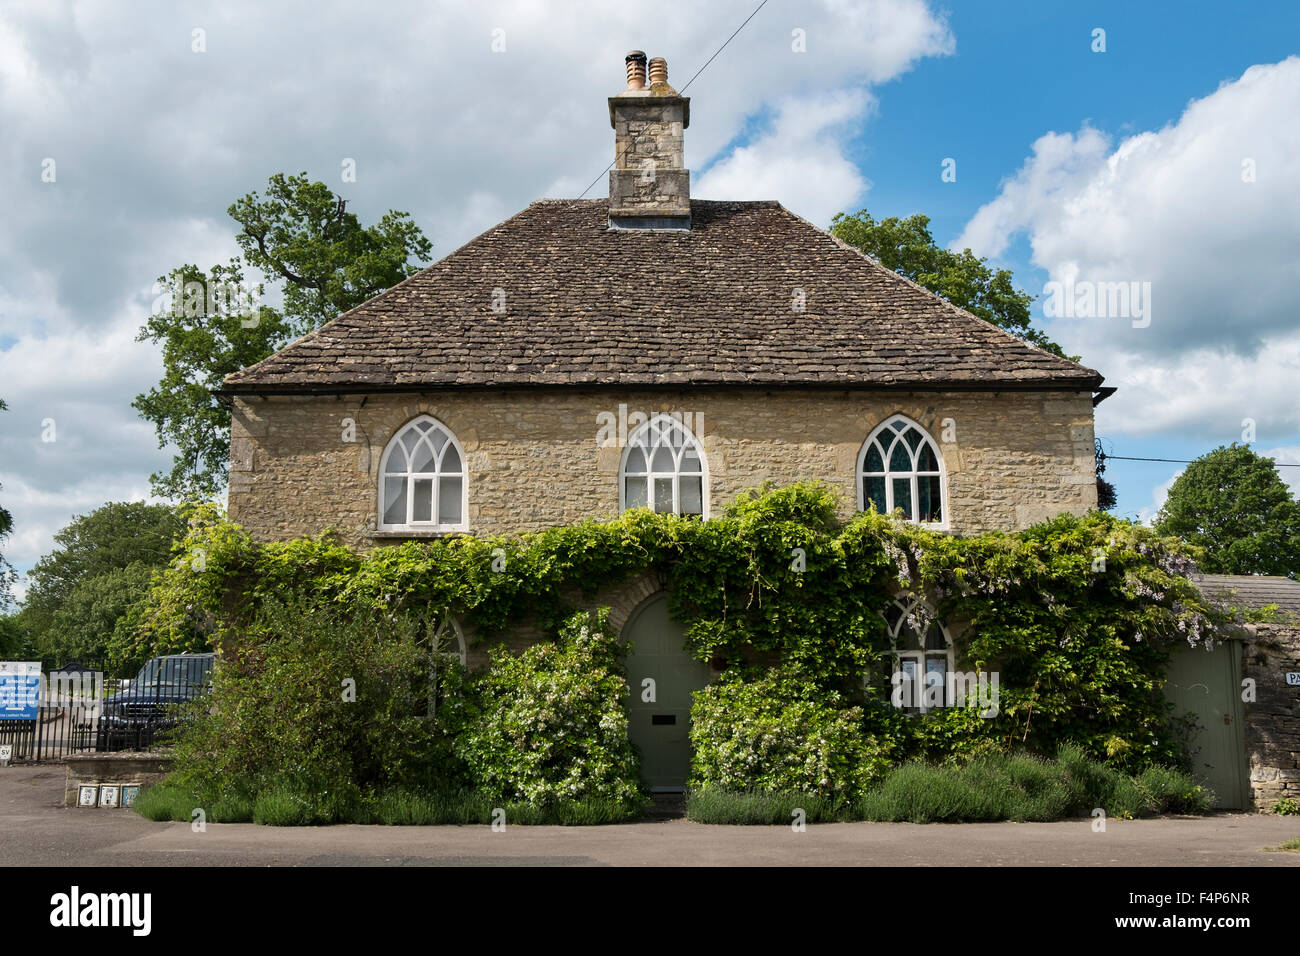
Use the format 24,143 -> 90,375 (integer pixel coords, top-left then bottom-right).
608,50 -> 691,230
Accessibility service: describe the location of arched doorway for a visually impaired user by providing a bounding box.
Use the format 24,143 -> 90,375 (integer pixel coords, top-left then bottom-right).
621,594 -> 713,792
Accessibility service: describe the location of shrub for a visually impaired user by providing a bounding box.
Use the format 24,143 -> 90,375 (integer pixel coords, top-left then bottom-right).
849,750 -> 1211,824
169,596 -> 469,804
686,790 -> 847,825
689,666 -> 894,799
1271,797 -> 1299,816
459,609 -> 646,811
1135,765 -> 1213,814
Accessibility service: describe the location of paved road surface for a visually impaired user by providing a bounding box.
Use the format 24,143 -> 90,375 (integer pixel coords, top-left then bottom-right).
4,765 -> 1298,866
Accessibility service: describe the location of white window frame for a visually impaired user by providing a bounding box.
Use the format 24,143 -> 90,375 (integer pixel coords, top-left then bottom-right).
857,414 -> 947,528
377,415 -> 469,533
881,594 -> 955,714
618,413 -> 709,518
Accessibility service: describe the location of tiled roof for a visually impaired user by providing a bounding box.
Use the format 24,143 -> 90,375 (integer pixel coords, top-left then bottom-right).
1193,574 -> 1300,618
221,199 -> 1104,393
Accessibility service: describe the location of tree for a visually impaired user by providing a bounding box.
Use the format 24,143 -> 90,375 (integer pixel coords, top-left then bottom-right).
1095,438 -> 1118,511
830,210 -> 1074,360
1153,444 -> 1300,576
135,173 -> 433,500
0,397 -> 16,612
230,172 -> 433,337
20,502 -> 186,664
133,261 -> 288,500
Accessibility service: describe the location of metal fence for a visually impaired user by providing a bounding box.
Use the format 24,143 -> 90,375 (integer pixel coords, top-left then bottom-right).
0,656 -> 209,763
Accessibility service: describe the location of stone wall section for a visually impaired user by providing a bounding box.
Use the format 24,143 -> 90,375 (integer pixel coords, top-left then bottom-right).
1242,623 -> 1300,810
228,387 -> 1099,549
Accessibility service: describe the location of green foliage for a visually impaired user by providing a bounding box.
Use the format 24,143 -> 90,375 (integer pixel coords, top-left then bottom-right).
133,260 -> 290,500
20,501 -> 186,669
460,609 -> 645,810
1154,443 -> 1300,576
853,746 -> 1209,823
170,596 -> 469,806
685,746 -> 1210,824
830,209 -> 1073,359
229,172 -> 433,337
136,173 -> 432,499
1270,796 -> 1299,816
689,666 -> 892,798
138,484 -> 1232,810
686,789 -> 846,825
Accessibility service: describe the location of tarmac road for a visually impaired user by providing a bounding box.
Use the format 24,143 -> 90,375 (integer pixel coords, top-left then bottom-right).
3,764 -> 1298,867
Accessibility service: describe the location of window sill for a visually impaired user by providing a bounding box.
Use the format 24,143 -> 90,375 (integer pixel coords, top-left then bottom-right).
371,529 -> 469,539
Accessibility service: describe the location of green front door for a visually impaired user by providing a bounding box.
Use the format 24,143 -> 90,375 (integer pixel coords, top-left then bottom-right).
622,594 -> 713,792
1165,640 -> 1249,810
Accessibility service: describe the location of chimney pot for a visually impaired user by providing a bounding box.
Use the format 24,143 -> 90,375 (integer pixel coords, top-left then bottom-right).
625,50 -> 647,90
647,57 -> 668,87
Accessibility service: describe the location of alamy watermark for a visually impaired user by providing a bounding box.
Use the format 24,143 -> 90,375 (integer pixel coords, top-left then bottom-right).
890,668 -> 1000,716
1042,278 -> 1151,328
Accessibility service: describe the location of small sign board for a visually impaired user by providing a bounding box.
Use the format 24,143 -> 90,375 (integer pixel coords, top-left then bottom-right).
99,785 -> 120,808
0,662 -> 41,720
121,785 -> 140,808
0,744 -> 12,766
78,785 -> 99,807
1286,672 -> 1300,686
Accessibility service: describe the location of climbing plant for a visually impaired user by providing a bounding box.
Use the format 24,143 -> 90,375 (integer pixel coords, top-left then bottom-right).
133,482 -> 1234,777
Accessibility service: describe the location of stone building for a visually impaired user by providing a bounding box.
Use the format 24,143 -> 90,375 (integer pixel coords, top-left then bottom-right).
218,52 -> 1111,790
220,53 -> 1107,550
1189,575 -> 1300,811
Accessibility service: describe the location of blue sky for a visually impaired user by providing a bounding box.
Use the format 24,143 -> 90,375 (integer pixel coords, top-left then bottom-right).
2,0 -> 1298,592
845,1 -> 1300,521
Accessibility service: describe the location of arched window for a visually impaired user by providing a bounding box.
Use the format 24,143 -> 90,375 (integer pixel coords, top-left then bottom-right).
858,414 -> 945,524
620,414 -> 707,517
378,416 -> 467,532
424,614 -> 466,719
882,594 -> 954,713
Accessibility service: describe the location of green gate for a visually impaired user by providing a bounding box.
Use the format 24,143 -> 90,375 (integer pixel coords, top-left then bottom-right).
1164,639 -> 1249,810
621,594 -> 712,792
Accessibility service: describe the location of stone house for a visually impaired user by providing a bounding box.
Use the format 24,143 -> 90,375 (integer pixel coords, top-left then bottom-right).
217,52 -> 1110,790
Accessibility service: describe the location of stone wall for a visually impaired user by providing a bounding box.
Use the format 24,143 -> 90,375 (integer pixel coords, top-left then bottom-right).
64,753 -> 172,808
1242,623 -> 1300,810
608,93 -> 690,220
227,387 -> 1098,549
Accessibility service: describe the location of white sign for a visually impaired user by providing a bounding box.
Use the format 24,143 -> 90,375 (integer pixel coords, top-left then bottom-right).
1286,672 -> 1300,686
0,744 -> 12,765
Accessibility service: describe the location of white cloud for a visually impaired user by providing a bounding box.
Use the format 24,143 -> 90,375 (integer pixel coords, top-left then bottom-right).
1259,445 -> 1300,500
1136,469 -> 1183,527
695,89 -> 874,225
954,57 -> 1300,446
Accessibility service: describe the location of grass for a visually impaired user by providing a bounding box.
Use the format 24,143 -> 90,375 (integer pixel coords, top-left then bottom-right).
687,746 -> 1215,825
133,780 -> 647,827
1265,837 -> 1300,852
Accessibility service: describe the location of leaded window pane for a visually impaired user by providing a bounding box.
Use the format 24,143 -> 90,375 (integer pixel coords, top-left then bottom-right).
889,440 -> 912,472
865,444 -> 884,473
412,479 -> 433,521
383,478 -> 407,525
410,441 -> 436,473
866,476 -> 886,515
625,476 -> 648,509
892,477 -> 913,519
680,475 -> 703,515
654,477 -> 674,513
438,477 -> 462,523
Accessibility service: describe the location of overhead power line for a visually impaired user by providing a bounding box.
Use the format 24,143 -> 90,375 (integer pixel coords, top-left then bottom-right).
577,0 -> 772,200
1101,454 -> 1300,467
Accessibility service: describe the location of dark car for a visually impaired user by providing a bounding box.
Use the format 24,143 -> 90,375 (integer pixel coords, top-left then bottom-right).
96,653 -> 214,752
